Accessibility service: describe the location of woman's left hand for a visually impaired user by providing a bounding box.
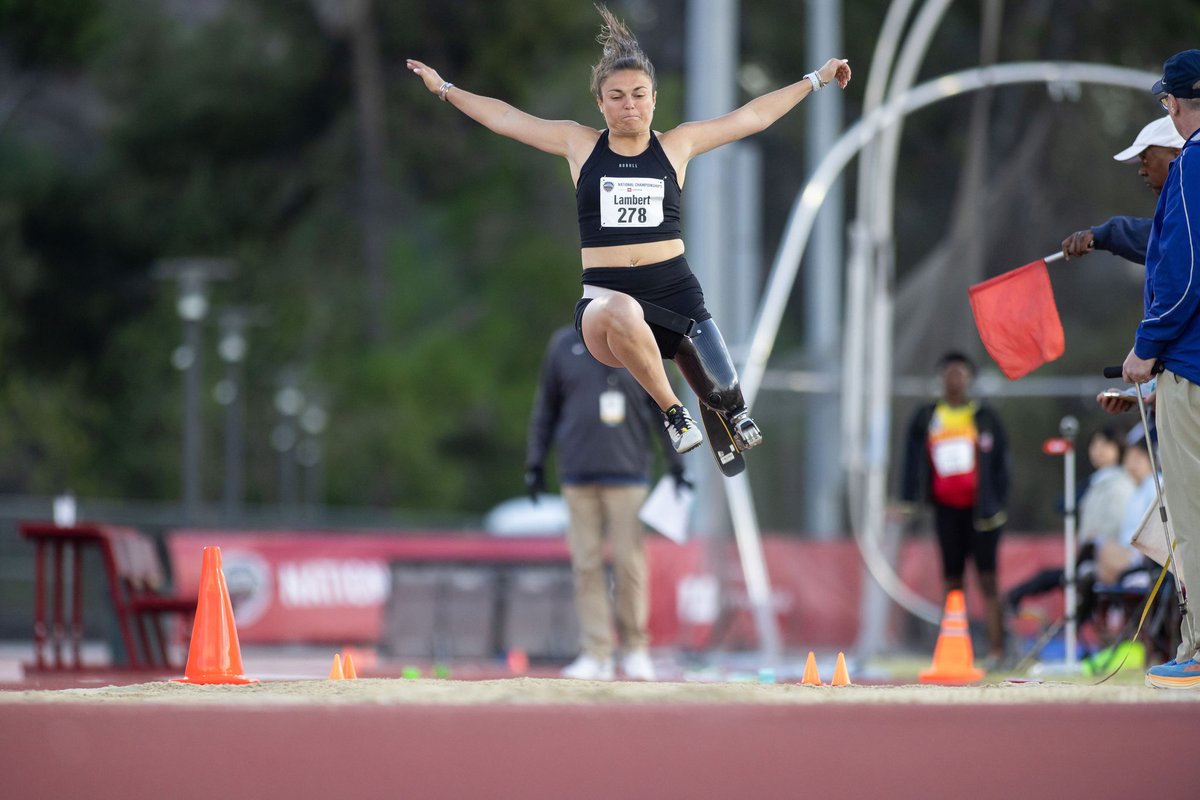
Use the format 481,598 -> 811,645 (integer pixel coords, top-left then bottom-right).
819,58 -> 852,89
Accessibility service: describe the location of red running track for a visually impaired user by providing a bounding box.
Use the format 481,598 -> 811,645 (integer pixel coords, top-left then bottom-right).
3,701 -> 1198,798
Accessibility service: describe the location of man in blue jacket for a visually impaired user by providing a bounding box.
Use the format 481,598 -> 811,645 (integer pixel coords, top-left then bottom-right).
1122,49 -> 1200,689
1060,115 -> 1183,264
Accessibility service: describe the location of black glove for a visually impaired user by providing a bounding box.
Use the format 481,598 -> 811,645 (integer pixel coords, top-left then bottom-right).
670,467 -> 693,497
525,466 -> 546,504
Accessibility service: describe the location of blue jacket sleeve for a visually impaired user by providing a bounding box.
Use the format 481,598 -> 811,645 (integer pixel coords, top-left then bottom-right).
1091,216 -> 1151,264
1135,153 -> 1200,359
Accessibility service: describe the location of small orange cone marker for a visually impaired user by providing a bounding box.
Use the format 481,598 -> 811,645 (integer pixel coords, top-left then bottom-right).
329,653 -> 344,680
176,546 -> 256,684
831,652 -> 852,686
507,647 -> 529,675
342,651 -> 358,680
919,589 -> 986,684
800,651 -> 822,686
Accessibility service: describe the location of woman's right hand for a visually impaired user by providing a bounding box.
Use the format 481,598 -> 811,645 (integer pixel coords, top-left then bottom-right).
406,59 -> 446,97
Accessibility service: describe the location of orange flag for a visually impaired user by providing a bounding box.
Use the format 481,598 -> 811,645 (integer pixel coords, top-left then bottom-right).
969,257 -> 1065,380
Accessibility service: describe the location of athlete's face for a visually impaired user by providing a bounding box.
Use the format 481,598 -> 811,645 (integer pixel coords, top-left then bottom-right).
1138,145 -> 1179,195
940,361 -> 973,404
597,70 -> 656,134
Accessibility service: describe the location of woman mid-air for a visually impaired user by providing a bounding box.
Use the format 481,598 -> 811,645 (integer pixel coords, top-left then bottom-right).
408,4 -> 850,470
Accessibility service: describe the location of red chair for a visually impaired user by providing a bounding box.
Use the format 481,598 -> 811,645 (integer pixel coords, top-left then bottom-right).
21,522 -> 196,671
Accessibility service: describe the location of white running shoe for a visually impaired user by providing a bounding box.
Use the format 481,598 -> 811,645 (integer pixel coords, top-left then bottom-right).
561,654 -> 614,681
663,405 -> 703,453
621,650 -> 657,681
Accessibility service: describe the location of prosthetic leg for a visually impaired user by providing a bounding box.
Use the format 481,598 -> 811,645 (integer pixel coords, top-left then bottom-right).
673,319 -> 763,476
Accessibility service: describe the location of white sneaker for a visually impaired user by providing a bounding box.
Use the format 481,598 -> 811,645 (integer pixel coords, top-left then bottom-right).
622,650 -> 657,681
663,405 -> 703,453
561,654 -> 614,681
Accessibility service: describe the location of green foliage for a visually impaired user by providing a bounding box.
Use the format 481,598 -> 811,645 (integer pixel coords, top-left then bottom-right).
0,370 -> 96,493
0,0 -> 108,67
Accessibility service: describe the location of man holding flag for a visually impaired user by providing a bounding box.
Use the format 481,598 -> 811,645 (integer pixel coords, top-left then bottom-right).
1060,115 -> 1183,264
970,115 -> 1184,384
1061,117 -> 1183,415
1122,49 -> 1200,689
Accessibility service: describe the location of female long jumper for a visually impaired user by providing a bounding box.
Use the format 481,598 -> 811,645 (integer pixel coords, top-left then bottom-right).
408,5 -> 850,469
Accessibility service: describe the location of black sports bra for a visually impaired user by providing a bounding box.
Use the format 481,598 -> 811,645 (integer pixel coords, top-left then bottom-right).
575,131 -> 683,247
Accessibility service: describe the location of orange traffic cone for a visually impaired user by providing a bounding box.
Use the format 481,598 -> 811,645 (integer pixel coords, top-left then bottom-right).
800,651 -> 822,685
831,652 -> 852,686
176,546 -> 256,685
507,647 -> 529,675
342,651 -> 358,680
329,654 -> 344,680
919,590 -> 986,684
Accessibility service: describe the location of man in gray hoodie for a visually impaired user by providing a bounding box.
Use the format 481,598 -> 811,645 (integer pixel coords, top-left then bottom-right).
526,326 -> 689,681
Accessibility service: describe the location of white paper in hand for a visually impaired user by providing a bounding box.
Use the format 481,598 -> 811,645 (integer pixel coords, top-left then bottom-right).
639,476 -> 693,544
1131,496 -> 1175,574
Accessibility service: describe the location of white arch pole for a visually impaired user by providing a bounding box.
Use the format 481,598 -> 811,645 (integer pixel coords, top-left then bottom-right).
728,62 -> 1158,638
842,0 -> 919,489
852,0 -> 957,652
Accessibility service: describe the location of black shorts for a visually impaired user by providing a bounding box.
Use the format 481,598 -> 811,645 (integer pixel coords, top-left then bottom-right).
574,254 -> 711,359
934,504 -> 1003,580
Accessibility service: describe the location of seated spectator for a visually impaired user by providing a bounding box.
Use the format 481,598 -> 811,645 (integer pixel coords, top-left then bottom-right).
1007,427 -> 1135,619
1097,425 -> 1158,586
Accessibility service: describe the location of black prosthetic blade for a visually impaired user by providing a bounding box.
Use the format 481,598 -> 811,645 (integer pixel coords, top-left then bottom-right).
699,404 -> 745,477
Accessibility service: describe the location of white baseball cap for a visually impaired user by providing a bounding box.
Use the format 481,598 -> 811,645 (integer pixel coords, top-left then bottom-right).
1112,116 -> 1185,163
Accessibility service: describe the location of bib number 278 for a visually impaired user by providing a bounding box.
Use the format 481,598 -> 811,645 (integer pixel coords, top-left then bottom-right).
599,176 -> 665,228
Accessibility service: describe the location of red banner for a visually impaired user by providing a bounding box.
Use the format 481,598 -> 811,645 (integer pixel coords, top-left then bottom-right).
167,530 -> 1064,648
167,532 -> 578,644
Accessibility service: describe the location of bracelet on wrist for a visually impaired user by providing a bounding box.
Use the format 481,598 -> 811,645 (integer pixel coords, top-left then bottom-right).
804,71 -> 825,93
438,81 -> 455,101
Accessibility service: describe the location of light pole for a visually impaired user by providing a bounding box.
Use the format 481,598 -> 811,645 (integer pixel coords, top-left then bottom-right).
297,396 -> 328,519
272,370 -> 304,512
215,307 -> 264,522
156,258 -> 233,522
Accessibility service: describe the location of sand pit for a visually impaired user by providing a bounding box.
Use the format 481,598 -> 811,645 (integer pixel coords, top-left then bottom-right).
2,675 -> 1197,706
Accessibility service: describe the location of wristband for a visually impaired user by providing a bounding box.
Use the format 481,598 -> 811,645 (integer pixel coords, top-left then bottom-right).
438,81 -> 455,101
804,72 -> 824,93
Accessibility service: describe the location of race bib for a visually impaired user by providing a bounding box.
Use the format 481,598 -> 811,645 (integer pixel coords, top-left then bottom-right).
599,176 -> 664,228
931,437 -> 975,477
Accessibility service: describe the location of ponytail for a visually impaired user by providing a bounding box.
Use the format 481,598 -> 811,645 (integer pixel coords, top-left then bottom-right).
590,3 -> 657,97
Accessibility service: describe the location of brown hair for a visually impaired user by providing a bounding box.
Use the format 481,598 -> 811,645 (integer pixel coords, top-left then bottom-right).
590,4 -> 656,98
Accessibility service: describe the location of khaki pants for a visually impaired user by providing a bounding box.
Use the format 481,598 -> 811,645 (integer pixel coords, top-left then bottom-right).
1156,371 -> 1200,662
562,484 -> 650,660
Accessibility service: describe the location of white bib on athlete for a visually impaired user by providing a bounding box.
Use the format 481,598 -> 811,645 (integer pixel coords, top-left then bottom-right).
931,438 -> 975,477
599,176 -> 665,228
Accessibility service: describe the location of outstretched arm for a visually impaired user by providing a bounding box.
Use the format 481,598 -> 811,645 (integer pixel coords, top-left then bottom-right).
662,58 -> 850,164
407,59 -> 596,162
